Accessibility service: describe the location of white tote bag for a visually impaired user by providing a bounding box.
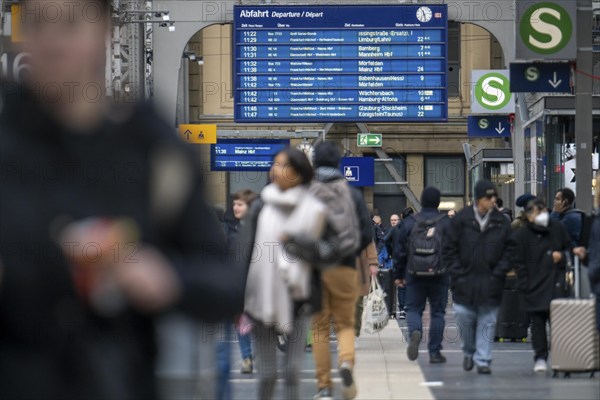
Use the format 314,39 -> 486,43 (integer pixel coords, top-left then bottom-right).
364,278 -> 389,334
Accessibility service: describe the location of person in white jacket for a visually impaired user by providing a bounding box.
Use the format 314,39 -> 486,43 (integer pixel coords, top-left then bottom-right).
243,148 -> 326,400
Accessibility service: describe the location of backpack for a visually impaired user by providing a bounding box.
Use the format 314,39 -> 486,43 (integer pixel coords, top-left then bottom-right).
564,208 -> 586,246
407,214 -> 447,277
309,178 -> 360,264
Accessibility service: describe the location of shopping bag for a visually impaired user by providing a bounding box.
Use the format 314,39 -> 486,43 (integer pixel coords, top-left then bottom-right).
364,278 -> 389,334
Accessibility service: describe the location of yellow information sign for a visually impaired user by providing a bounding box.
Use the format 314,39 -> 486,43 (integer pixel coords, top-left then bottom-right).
11,5 -> 23,43
178,124 -> 217,144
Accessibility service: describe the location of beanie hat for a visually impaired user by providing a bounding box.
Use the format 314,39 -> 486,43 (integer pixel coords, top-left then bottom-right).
516,194 -> 536,208
420,186 -> 441,209
474,180 -> 497,200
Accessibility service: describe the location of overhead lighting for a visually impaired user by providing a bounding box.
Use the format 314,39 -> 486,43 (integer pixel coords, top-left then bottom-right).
168,23 -> 175,32
159,22 -> 175,32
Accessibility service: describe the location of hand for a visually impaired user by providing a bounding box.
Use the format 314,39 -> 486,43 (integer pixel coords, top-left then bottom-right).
369,264 -> 378,276
573,247 -> 587,259
114,246 -> 180,313
395,279 -> 406,288
552,251 -> 563,264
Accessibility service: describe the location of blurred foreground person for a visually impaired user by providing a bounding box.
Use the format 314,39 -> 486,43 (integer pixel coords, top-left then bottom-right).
588,172 -> 600,332
445,180 -> 513,375
512,198 -> 571,373
0,1 -> 242,398
243,148 -> 326,400
310,142 -> 367,400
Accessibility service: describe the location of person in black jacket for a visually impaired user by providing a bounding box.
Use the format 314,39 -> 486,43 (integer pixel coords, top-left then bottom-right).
513,198 -> 572,373
393,187 -> 451,364
0,1 -> 240,398
444,180 -> 514,375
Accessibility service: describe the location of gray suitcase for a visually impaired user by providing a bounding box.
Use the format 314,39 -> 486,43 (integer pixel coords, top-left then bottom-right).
550,257 -> 600,377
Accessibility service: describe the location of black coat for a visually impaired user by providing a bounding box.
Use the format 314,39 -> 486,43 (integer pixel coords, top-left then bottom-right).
444,206 -> 514,307
512,219 -> 572,312
0,90 -> 242,399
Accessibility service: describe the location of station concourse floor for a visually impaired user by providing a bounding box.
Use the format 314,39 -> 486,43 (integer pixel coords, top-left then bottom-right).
225,307 -> 600,400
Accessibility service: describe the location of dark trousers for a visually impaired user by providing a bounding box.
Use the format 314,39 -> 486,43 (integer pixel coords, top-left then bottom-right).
397,286 -> 406,311
405,275 -> 448,355
530,311 -> 550,361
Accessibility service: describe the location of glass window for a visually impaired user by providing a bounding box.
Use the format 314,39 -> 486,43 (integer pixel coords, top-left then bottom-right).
425,156 -> 466,196
373,156 -> 406,195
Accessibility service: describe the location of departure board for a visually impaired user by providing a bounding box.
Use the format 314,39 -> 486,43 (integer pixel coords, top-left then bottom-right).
233,4 -> 448,123
211,139 -> 290,171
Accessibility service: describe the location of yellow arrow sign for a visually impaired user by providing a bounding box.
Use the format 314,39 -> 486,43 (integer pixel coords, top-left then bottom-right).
178,124 -> 217,144
11,5 -> 23,43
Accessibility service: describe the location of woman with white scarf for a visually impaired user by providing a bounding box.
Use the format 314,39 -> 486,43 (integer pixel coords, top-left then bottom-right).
242,148 -> 326,400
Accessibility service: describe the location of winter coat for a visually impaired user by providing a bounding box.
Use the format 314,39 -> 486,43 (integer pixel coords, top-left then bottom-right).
588,212 -> 600,296
551,207 -> 584,247
393,208 -> 451,282
444,206 -> 514,307
357,241 -> 378,296
0,90 -> 239,399
512,219 -> 572,312
243,183 -> 325,333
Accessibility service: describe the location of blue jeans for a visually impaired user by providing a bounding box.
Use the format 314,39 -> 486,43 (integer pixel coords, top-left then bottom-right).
405,276 -> 448,355
239,332 -> 252,359
453,303 -> 498,367
397,286 -> 406,311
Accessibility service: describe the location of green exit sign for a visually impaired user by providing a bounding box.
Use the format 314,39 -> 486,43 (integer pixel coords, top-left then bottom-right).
357,133 -> 382,147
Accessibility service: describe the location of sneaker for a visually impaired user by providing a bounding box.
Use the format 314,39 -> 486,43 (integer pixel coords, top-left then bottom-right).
407,330 -> 422,361
533,359 -> 547,373
429,352 -> 447,364
397,310 -> 406,320
463,356 -> 474,371
339,361 -> 357,400
313,388 -> 333,400
477,365 -> 492,375
241,357 -> 253,374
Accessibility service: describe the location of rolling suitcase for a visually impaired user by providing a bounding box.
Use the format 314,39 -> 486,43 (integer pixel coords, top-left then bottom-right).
377,268 -> 396,318
495,276 -> 529,342
550,256 -> 600,377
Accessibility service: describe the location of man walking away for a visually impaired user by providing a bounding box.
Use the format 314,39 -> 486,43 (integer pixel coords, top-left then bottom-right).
310,142 -> 364,400
393,187 -> 450,364
445,180 -> 514,375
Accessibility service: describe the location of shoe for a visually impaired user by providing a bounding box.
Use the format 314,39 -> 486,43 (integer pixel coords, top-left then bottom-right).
339,361 -> 357,400
397,310 -> 406,320
477,366 -> 492,375
463,356 -> 474,371
389,314 -> 397,320
407,330 -> 422,361
533,359 -> 547,373
313,388 -> 333,400
430,353 -> 447,364
241,357 -> 253,374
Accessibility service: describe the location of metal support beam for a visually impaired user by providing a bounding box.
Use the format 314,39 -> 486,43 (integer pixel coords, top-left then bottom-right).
576,0 -> 594,213
374,148 -> 422,212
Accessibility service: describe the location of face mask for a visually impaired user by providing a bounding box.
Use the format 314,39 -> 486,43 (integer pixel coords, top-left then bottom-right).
534,211 -> 550,227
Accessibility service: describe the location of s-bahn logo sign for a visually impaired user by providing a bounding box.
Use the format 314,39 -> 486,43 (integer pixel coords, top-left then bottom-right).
471,70 -> 514,114
516,1 -> 576,60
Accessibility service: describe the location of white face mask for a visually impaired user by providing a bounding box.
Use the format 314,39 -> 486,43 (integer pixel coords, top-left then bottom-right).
534,211 -> 550,227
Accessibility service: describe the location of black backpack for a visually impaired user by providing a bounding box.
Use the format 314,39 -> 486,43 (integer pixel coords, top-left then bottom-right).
407,214 -> 447,277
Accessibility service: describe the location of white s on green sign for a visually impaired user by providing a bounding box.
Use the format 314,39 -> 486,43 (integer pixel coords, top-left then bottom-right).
471,70 -> 514,114
516,1 -> 576,60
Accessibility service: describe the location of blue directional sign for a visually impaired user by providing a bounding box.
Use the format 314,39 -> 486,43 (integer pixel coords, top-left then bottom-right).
509,62 -> 572,93
211,139 -> 290,171
234,5 -> 448,123
467,116 -> 512,138
340,157 -> 375,187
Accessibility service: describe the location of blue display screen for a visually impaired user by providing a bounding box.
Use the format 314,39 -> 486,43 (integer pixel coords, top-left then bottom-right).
234,4 -> 448,123
211,139 -> 290,171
